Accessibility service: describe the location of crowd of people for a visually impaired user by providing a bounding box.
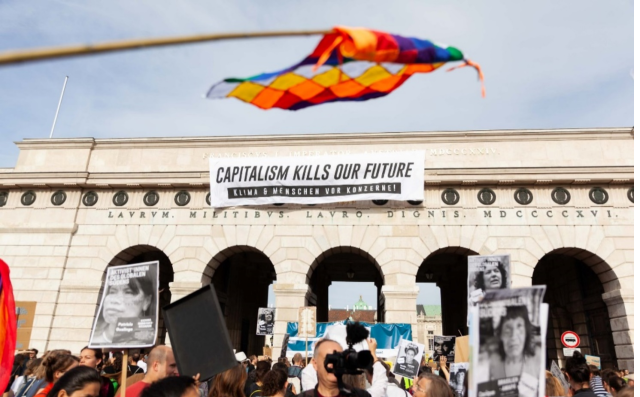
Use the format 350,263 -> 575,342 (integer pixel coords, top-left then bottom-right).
4,345 -> 634,397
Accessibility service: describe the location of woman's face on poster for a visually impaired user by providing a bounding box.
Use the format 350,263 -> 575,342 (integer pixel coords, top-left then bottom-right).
442,343 -> 451,353
406,349 -> 416,362
483,262 -> 503,289
456,372 -> 465,385
103,280 -> 151,324
500,316 -> 526,360
265,311 -> 273,322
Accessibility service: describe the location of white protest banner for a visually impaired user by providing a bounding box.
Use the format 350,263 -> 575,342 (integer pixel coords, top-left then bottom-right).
89,261 -> 159,349
209,151 -> 425,207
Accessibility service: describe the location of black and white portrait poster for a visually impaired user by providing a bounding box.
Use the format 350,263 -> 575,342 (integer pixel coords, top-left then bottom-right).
469,286 -> 547,397
89,261 -> 159,348
256,307 -> 275,336
433,335 -> 456,362
468,255 -> 511,325
450,363 -> 469,397
392,338 -> 425,378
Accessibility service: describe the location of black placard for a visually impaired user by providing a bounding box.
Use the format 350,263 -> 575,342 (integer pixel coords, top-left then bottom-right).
163,284 -> 236,381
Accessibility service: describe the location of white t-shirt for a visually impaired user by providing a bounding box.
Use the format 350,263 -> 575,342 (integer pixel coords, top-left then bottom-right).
137,360 -> 147,373
301,364 -> 317,391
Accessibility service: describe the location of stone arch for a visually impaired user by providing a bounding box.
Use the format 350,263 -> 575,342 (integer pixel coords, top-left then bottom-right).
307,246 -> 384,323
202,245 -> 271,285
99,244 -> 174,345
533,247 -> 629,369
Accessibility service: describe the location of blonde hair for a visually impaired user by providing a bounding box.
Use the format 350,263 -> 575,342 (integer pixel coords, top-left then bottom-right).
545,371 -> 566,397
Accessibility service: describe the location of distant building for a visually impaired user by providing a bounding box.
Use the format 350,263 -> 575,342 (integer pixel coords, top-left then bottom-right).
328,295 -> 377,323
416,305 -> 443,359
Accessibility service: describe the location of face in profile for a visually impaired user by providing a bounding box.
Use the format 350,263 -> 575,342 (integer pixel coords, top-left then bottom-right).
500,316 -> 526,360
483,262 -> 503,290
103,279 -> 151,324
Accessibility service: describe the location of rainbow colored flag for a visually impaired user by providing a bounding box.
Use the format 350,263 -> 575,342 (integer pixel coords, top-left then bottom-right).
207,26 -> 484,110
0,259 -> 17,392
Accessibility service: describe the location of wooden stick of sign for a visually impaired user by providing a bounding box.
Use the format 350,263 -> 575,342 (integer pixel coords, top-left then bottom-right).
0,29 -> 332,65
121,349 -> 128,397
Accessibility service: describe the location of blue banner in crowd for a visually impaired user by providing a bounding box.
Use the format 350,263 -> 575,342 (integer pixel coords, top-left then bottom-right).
285,320 -> 412,358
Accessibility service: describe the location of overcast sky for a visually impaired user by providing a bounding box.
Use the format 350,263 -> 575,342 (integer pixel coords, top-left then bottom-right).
1,1 -> 633,309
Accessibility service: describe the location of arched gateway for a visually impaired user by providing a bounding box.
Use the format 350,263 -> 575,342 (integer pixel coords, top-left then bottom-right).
0,128 -> 633,371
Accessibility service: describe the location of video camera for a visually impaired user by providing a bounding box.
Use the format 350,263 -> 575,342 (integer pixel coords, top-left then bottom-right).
324,322 -> 374,393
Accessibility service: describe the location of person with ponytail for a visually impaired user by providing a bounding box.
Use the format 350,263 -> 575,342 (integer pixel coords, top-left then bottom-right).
46,366 -> 101,397
34,354 -> 79,397
564,352 -> 597,397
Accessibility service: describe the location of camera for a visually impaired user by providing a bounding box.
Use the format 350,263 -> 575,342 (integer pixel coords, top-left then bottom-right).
324,322 -> 374,378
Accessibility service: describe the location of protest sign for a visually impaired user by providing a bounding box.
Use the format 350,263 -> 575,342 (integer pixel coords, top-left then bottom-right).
585,355 -> 601,369
392,338 -> 425,378
89,261 -> 158,348
433,335 -> 456,362
298,307 -> 317,338
551,360 -> 570,394
450,363 -> 469,397
256,308 -> 275,335
455,336 -> 469,363
209,151 -> 425,207
467,255 -> 511,325
470,286 -> 546,397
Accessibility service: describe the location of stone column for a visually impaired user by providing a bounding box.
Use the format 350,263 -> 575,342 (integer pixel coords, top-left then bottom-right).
271,283 -> 311,358
382,285 -> 419,338
602,289 -> 634,372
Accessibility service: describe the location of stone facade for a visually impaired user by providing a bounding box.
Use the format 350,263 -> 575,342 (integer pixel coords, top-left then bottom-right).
0,128 -> 633,370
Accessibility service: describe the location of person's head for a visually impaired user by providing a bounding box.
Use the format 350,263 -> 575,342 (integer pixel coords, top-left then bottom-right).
545,371 -> 565,397
248,355 -> 257,365
496,305 -> 534,361
79,347 -> 103,371
255,361 -> 271,383
272,363 -> 288,373
623,370 -> 629,376
102,276 -> 154,325
617,387 -> 633,397
146,346 -> 178,381
608,377 -> 627,396
312,339 -> 343,389
474,260 -> 508,291
292,353 -> 303,366
131,353 -> 141,364
36,350 -> 72,380
262,369 -> 288,397
565,351 -> 591,388
14,354 -> 28,368
341,374 -> 366,390
405,344 -> 419,362
589,365 -> 601,379
43,353 -> 80,383
142,376 -> 199,397
276,357 -> 290,368
46,366 -> 102,397
30,349 -> 39,360
209,364 -> 247,397
412,373 -> 454,397
25,358 -> 43,377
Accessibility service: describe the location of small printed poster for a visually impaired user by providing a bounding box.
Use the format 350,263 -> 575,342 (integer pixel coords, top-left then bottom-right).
89,261 -> 159,348
433,335 -> 456,362
392,338 -> 425,378
256,308 -> 275,336
450,363 -> 469,397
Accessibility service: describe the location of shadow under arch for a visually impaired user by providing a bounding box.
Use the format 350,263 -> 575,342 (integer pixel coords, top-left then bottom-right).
99,244 -> 174,345
533,247 -> 618,368
204,245 -> 276,355
308,246 -> 384,323
417,247 -> 479,338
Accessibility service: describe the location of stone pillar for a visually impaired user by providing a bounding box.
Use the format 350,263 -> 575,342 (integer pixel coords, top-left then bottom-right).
382,285 -> 419,338
272,283 -> 311,359
602,289 -> 634,372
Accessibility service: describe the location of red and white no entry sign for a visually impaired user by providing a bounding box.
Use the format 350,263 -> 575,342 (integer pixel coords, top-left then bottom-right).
561,331 -> 580,348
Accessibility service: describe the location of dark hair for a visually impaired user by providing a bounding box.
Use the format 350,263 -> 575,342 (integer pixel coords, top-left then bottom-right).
455,368 -> 467,380
602,369 -> 618,385
142,376 -> 195,397
248,355 -> 257,362
259,310 -> 274,322
102,275 -> 155,322
131,353 -> 141,362
589,365 -> 601,376
262,369 -> 288,396
609,377 -> 627,393
272,363 -> 288,373
30,349 -> 39,355
417,373 -> 454,397
47,366 -> 101,397
209,364 -> 246,397
255,361 -> 271,382
496,305 -> 534,360
43,354 -> 80,383
565,351 -> 590,383
474,260 -> 508,291
81,347 -> 104,370
14,354 -> 28,368
405,344 -> 419,355
25,358 -> 43,377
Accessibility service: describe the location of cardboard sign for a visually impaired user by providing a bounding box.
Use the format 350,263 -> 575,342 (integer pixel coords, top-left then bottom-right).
585,355 -> 601,369
298,307 -> 317,338
454,336 -> 469,363
15,301 -> 37,350
89,261 -> 159,348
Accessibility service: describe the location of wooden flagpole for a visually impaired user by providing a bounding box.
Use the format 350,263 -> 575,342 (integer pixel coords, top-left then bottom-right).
120,349 -> 128,397
0,29 -> 331,65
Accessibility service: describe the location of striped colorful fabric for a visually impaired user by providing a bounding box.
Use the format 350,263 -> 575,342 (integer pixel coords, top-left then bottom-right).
207,26 -> 484,110
0,259 -> 17,392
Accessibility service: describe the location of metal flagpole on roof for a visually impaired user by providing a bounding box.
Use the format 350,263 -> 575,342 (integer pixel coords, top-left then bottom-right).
49,76 -> 68,138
